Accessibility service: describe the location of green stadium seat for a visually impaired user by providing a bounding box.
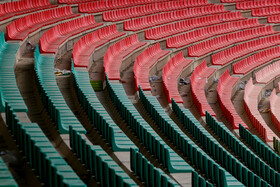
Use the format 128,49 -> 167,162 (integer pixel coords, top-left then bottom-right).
105,74 -> 192,173
69,127 -> 137,187
0,157 -> 18,187
138,87 -> 241,186
206,112 -> 280,186
172,99 -> 270,186
5,103 -> 86,186
0,32 -> 27,113
71,62 -> 136,151
34,47 -> 85,134
130,148 -> 180,187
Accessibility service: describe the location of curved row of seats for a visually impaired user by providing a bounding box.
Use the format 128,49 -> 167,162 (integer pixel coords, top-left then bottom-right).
171,100 -> 269,186
134,43 -> 170,91
166,18 -> 261,48
58,0 -> 93,4
190,61 -> 216,116
104,34 -> 147,80
71,63 -> 136,151
105,76 -> 193,173
130,148 -> 179,187
240,123 -> 280,173
78,0 -> 172,13
0,32 -> 27,112
69,127 -> 137,186
0,156 -> 17,187
138,88 -> 241,186
217,70 -> 247,129
7,6 -> 79,41
255,61 -> 280,83
187,25 -> 276,57
270,89 -> 280,132
0,0 -> 58,22
244,78 -> 276,142
39,15 -> 103,54
233,45 -> 280,75
145,11 -> 245,40
212,34 -> 280,66
123,4 -> 226,31
102,0 -> 211,22
73,24 -> 126,67
34,47 -> 85,134
162,52 -> 192,103
206,112 -> 280,186
6,104 -> 86,186
252,6 -> 280,16
236,0 -> 280,10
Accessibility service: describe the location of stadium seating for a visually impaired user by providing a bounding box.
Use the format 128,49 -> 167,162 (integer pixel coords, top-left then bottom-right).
167,18 -> 261,49
212,34 -> 280,66
268,14 -> 280,23
274,137 -> 280,153
146,11 -> 246,40
192,171 -> 213,187
240,125 -> 280,173
206,112 -> 280,186
188,25 -> 276,57
233,45 -> 280,75
39,15 -> 103,54
134,43 -> 170,91
130,148 -> 179,187
124,4 -> 226,31
78,0 -> 201,13
244,78 -> 276,142
172,100 -> 268,186
105,75 -> 193,173
162,52 -> 192,103
0,157 -> 18,187
0,0 -> 58,22
270,89 -> 280,132
255,61 -> 280,83
217,70 -> 247,129
69,127 -> 137,186
103,0 -> 211,22
0,32 -> 27,113
190,61 -> 216,116
104,34 -> 147,80
252,6 -> 280,16
73,24 -> 125,67
7,6 -> 79,41
5,104 -> 86,187
58,0 -> 93,4
71,63 -> 136,151
138,88 -> 241,186
236,0 -> 280,10
34,47 -> 85,134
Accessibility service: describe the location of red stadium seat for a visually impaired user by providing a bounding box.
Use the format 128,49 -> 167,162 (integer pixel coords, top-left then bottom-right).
268,14 -> 280,23
188,25 -> 275,57
0,0 -> 58,22
190,61 -> 216,116
236,0 -> 280,10
104,34 -> 147,80
255,61 -> 280,84
167,18 -> 260,48
103,0 -> 210,22
73,24 -> 125,68
252,6 -> 280,16
134,43 -> 170,91
6,6 -> 79,41
58,0 -> 93,4
40,15 -> 103,54
162,51 -> 192,103
233,45 -> 280,75
217,70 -> 247,129
244,78 -> 276,142
147,11 -> 245,40
124,4 -> 226,31
212,34 -> 280,66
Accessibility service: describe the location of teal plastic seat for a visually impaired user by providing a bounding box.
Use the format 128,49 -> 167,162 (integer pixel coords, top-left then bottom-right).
69,127 -> 137,187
